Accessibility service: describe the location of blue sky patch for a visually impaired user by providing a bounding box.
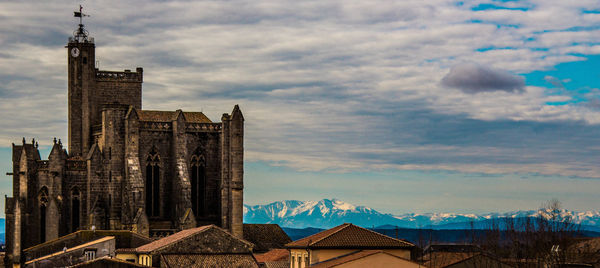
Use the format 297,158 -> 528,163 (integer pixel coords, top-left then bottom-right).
471,3 -> 530,11
523,55 -> 600,106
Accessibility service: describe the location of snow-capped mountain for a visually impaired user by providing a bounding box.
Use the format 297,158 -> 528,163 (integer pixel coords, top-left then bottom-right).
243,199 -> 600,230
243,199 -> 402,228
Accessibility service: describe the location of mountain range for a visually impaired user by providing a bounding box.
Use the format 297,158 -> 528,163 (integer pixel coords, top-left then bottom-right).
243,199 -> 600,231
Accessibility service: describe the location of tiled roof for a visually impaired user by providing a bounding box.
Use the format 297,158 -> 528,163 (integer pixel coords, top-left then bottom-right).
285,223 -> 414,249
183,112 -> 212,123
566,237 -> 600,264
135,225 -> 212,253
422,252 -> 474,268
263,261 -> 289,268
424,244 -> 482,254
243,224 -> 292,253
25,236 -> 115,265
24,230 -> 152,262
310,250 -> 418,268
116,248 -> 137,254
137,110 -> 212,123
160,254 -> 259,268
254,249 -> 289,263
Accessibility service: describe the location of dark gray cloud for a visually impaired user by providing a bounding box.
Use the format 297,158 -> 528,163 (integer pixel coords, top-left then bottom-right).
441,63 -> 525,94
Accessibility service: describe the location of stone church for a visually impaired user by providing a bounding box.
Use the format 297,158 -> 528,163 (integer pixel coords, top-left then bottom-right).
4,15 -> 244,264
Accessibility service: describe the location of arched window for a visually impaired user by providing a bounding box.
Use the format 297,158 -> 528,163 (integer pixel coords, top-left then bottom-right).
38,187 -> 49,243
190,151 -> 205,217
146,148 -> 160,217
72,187 -> 81,231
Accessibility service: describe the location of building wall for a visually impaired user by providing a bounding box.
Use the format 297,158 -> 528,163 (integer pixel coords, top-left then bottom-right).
5,33 -> 244,266
311,249 -> 356,264
290,249 -> 310,268
328,253 -> 420,268
290,248 -> 412,267
115,253 -> 137,263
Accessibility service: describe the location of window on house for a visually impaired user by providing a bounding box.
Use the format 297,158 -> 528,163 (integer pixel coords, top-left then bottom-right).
298,254 -> 302,268
291,255 -> 295,268
84,249 -> 96,261
190,150 -> 205,217
305,255 -> 309,267
145,148 -> 160,217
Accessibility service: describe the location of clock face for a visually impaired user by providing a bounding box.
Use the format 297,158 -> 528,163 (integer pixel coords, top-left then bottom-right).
71,47 -> 80,57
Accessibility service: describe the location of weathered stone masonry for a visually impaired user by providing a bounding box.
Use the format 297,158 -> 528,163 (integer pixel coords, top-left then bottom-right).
4,25 -> 244,265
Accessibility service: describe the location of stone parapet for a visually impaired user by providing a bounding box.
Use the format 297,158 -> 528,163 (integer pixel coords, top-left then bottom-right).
95,69 -> 142,82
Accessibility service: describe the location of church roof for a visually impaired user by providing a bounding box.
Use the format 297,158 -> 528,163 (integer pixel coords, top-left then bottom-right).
137,110 -> 212,123
135,225 -> 213,253
160,254 -> 259,268
243,224 -> 292,253
285,223 -> 414,249
134,225 -> 255,254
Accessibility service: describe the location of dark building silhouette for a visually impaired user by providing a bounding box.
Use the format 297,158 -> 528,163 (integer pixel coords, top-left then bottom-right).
4,13 -> 244,265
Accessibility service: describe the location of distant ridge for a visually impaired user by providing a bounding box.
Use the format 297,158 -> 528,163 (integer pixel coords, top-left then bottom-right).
244,199 -> 600,231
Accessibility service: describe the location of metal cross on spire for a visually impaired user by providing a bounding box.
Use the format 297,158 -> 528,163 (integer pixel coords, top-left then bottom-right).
72,5 -> 91,42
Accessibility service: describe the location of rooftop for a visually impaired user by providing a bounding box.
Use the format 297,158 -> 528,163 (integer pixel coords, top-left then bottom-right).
25,236 -> 115,265
137,110 -> 212,123
135,225 -> 212,253
254,249 -> 289,263
243,224 -> 292,253
285,223 -> 414,249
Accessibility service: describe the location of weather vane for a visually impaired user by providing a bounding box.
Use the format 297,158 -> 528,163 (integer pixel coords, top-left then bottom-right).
73,5 -> 91,42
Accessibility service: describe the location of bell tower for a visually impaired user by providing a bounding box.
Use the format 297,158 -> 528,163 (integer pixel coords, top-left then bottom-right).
67,5 -> 95,157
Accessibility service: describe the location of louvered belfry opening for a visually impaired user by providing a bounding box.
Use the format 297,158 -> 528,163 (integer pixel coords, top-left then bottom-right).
72,187 -> 81,231
39,187 -> 49,243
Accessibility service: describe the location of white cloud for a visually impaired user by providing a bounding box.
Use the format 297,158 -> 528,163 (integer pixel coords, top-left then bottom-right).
2,0 -> 600,178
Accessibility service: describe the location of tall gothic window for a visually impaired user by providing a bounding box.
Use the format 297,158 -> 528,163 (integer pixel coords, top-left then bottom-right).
39,187 -> 49,243
190,151 -> 205,217
72,187 -> 81,231
146,148 -> 160,217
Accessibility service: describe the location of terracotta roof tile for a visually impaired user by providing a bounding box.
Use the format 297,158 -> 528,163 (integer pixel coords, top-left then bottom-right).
254,249 -> 289,263
285,224 -> 348,248
183,112 -> 212,123
263,261 -> 289,268
160,254 -> 259,268
243,224 -> 292,253
135,225 -> 212,253
285,223 -> 414,249
137,110 -> 212,123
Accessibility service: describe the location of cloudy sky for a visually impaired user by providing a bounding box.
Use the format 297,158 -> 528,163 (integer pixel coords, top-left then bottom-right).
1,0 -> 600,216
